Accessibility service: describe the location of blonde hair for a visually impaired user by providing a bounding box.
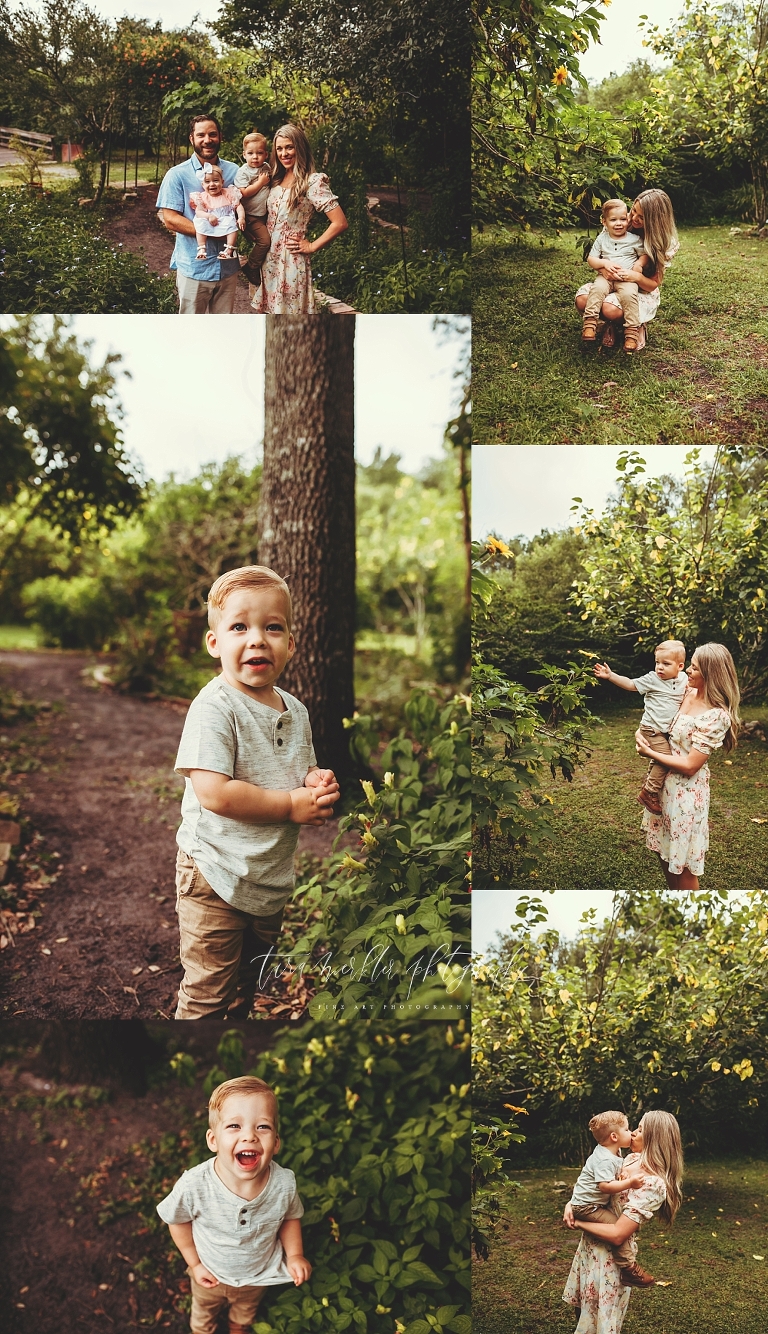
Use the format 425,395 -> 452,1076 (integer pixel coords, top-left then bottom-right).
588,1110 -> 628,1142
601,198 -> 627,221
692,642 -> 741,753
208,1076 -> 279,1131
637,1111 -> 683,1225
243,131 -> 268,151
656,639 -> 686,663
632,189 -> 679,278
207,565 -> 292,630
270,123 -> 315,210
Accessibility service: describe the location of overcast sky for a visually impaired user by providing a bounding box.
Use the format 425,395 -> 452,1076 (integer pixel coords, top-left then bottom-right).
473,888 -> 750,956
22,315 -> 463,483
472,445 -> 718,543
578,0 -> 679,82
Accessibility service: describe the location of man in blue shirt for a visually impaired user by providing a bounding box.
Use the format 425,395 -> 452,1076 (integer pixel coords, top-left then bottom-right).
157,115 -> 242,314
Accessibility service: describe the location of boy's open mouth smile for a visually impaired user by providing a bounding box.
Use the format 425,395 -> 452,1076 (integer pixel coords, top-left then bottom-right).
243,656 -> 271,670
235,1150 -> 261,1168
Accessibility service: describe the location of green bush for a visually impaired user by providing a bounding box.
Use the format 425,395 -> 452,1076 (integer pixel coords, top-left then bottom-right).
22,573 -> 121,649
311,230 -> 470,314
0,191 -> 175,313
290,691 -> 470,1015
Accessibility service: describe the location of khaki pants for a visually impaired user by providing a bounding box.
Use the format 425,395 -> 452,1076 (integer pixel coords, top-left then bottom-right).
584,274 -> 640,327
188,1270 -> 265,1334
244,214 -> 271,269
640,723 -> 673,794
176,270 -> 239,314
175,851 -> 284,1020
570,1202 -> 634,1267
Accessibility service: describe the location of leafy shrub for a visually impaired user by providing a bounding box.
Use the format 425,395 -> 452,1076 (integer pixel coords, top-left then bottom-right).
311,230 -> 470,314
22,573 -> 121,649
290,691 -> 470,1014
0,191 -> 175,313
472,660 -> 599,888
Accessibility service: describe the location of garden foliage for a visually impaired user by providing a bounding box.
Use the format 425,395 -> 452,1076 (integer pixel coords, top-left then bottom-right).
471,541 -> 599,887
473,888 -> 768,1161
571,447 -> 768,699
290,692 -> 470,1015
153,1024 -> 470,1334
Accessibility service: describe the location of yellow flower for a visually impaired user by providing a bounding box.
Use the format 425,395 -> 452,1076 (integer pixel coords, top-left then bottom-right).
487,535 -> 512,556
552,65 -> 568,85
361,779 -> 376,806
395,913 -> 407,935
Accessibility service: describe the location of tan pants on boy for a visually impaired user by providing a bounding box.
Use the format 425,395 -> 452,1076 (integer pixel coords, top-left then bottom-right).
242,214 -> 271,282
188,1269 -> 265,1334
584,274 -> 640,327
174,850 -> 283,1020
570,1202 -> 634,1267
639,723 -> 673,794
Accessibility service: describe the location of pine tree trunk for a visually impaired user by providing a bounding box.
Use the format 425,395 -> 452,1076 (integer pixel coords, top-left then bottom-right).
259,315 -> 356,781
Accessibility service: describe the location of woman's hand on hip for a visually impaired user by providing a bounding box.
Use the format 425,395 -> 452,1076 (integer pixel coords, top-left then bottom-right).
287,235 -> 313,255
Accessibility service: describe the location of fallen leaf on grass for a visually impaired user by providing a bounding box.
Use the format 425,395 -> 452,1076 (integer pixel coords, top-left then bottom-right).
655,1281 -> 673,1287
751,818 -> 768,824
754,1255 -> 765,1261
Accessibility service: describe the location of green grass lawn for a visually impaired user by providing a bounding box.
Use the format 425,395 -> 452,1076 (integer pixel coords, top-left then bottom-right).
482,701 -> 768,889
473,225 -> 768,445
474,1159 -> 768,1334
0,624 -> 40,649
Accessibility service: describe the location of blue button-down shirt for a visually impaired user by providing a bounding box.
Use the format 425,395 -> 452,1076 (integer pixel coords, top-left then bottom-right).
156,154 -> 242,282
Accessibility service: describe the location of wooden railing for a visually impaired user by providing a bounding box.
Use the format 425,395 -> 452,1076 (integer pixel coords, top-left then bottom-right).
0,127 -> 54,158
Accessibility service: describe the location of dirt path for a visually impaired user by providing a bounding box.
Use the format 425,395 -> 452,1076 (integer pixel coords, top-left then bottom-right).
0,652 -> 341,1020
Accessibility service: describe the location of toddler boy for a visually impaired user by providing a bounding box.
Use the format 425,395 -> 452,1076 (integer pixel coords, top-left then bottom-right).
568,1110 -> 643,1272
582,199 -> 645,348
594,640 -> 688,814
158,1075 -> 310,1334
235,132 -> 272,287
173,565 -> 339,1020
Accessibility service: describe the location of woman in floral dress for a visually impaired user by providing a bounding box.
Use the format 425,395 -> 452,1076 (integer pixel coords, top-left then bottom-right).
562,1112 -> 684,1334
635,642 -> 741,890
251,123 -> 348,314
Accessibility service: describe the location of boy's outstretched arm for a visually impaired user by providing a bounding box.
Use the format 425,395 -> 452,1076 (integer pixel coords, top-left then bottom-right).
188,769 -> 340,826
594,663 -> 637,691
279,1217 -> 312,1285
168,1222 -> 219,1288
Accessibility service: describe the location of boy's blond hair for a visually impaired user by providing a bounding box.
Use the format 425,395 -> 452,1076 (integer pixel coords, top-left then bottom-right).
655,639 -> 686,663
207,565 -> 292,630
208,1075 -> 279,1131
588,1110 -> 628,1143
243,131 -> 268,151
601,198 -> 627,221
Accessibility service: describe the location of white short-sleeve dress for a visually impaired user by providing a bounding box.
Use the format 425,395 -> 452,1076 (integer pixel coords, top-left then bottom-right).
563,1155 -> 667,1334
642,703 -> 731,876
251,172 -> 340,314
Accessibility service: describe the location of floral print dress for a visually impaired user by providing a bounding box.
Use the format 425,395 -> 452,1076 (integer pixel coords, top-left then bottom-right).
251,173 -> 340,314
642,704 -> 731,876
562,1154 -> 667,1334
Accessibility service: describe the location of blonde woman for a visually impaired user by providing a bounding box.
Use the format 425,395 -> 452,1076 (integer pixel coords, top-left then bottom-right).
563,1112 -> 684,1334
251,123 -> 348,314
575,189 -> 679,353
636,642 -> 740,890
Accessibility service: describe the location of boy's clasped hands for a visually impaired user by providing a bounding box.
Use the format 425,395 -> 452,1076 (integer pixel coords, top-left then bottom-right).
292,765 -> 340,825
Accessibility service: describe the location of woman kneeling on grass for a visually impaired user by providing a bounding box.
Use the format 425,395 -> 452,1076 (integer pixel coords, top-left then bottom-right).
562,1111 -> 684,1334
635,642 -> 740,891
575,189 -> 679,354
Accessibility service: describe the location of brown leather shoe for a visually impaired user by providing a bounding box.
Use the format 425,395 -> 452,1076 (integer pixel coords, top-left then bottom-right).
637,787 -> 662,814
241,259 -> 262,287
581,315 -> 600,343
624,325 -> 644,353
229,1324 -> 253,1334
620,1262 -> 655,1287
